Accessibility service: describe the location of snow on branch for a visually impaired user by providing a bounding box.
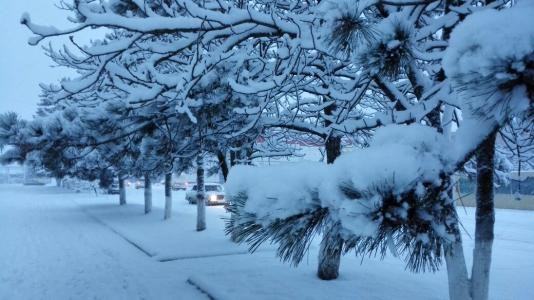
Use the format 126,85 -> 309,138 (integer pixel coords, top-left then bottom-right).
20,12 -> 87,46
21,0 -> 305,45
443,0 -> 534,123
226,124 -> 456,272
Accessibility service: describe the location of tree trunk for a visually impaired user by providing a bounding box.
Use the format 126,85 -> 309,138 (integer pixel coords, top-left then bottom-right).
317,129 -> 343,280
144,173 -> 152,214
217,150 -> 229,182
445,211 -> 471,300
227,144 -> 244,242
325,136 -> 341,164
164,173 -> 172,220
471,133 -> 496,300
317,222 -> 344,280
119,174 -> 126,205
230,149 -> 237,167
196,153 -> 206,231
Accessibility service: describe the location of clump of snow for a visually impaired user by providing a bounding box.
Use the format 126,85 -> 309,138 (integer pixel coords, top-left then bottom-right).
315,0 -> 377,57
443,1 -> 534,122
226,163 -> 326,224
443,2 -> 534,79
322,124 -> 445,236
20,12 -> 65,46
333,124 -> 445,196
228,124 -> 448,237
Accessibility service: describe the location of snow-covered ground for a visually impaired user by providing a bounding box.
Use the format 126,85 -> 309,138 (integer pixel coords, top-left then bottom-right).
0,184 -> 533,299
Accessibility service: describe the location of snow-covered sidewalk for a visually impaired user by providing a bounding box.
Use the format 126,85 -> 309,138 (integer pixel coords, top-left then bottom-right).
1,184 -> 533,299
0,184 -> 208,299
75,191 -> 250,261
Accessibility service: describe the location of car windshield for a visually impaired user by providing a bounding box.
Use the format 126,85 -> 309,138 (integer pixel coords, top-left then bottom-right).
191,185 -> 221,192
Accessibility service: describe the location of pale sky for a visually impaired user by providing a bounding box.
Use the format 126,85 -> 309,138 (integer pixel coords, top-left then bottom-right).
0,1 -> 73,119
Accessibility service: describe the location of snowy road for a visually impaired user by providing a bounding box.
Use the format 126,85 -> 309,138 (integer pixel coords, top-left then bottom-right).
0,185 -> 206,300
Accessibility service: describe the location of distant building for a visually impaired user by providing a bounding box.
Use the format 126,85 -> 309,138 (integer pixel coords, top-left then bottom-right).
458,170 -> 534,196
0,164 -> 25,184
509,171 -> 534,181
22,164 -> 51,185
0,163 -> 51,185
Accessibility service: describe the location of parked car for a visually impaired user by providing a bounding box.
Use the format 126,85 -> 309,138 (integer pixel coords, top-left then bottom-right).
23,178 -> 48,186
107,182 -> 120,194
135,180 -> 144,189
185,183 -> 226,205
172,181 -> 189,191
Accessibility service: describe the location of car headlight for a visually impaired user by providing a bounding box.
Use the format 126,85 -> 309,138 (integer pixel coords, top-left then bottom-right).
209,194 -> 217,202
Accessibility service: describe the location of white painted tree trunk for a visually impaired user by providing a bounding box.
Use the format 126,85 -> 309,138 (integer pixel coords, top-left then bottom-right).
196,153 -> 206,231
317,131 -> 343,280
144,174 -> 152,214
164,173 -> 172,220
444,221 -> 471,300
444,133 -> 497,300
119,174 -> 126,205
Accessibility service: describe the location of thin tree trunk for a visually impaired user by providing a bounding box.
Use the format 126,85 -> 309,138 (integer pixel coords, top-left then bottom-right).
325,136 -> 341,164
230,150 -> 237,167
228,143 -> 246,241
317,127 -> 343,280
196,153 -> 206,231
119,173 -> 126,205
217,150 -> 229,182
164,173 -> 172,220
445,209 -> 471,300
471,133 -> 496,300
144,173 -> 152,214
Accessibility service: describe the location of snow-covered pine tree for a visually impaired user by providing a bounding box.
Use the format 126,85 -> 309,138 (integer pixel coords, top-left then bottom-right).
225,2 -> 533,300
443,2 -> 534,298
